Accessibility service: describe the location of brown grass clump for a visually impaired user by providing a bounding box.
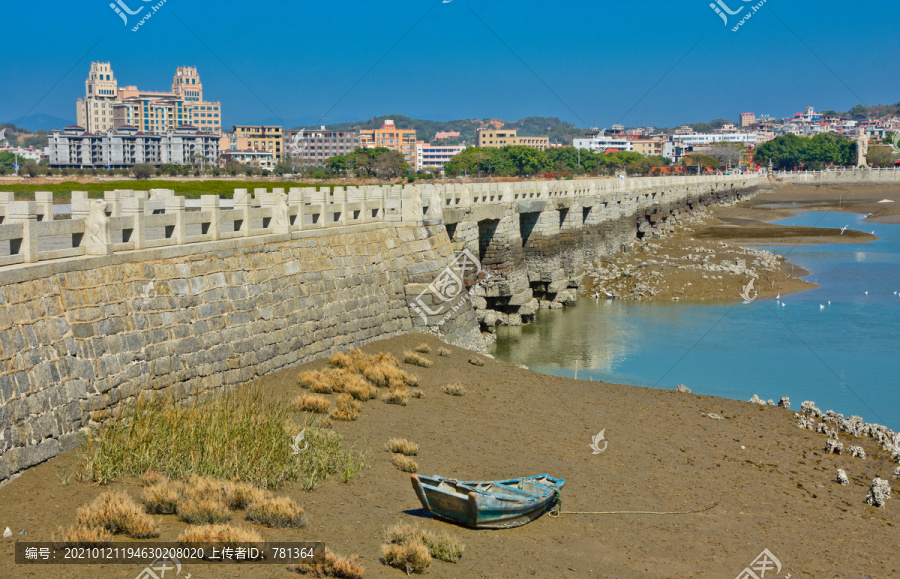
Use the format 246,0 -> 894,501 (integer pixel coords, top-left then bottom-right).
296,394 -> 332,413
381,540 -> 431,574
441,383 -> 465,396
385,438 -> 418,456
291,547 -> 365,578
391,454 -> 418,473
178,524 -> 263,548
55,524 -> 113,547
299,370 -> 335,393
245,495 -> 307,528
362,361 -> 408,388
468,357 -> 484,367
344,379 -> 378,401
140,470 -> 167,486
383,385 -> 409,406
411,389 -> 424,399
223,481 -> 268,510
413,343 -> 431,354
177,497 -> 232,525
180,475 -> 227,503
386,523 -> 464,564
330,394 -> 361,421
76,491 -> 159,538
142,481 -> 181,514
403,351 -> 433,368
437,347 -> 451,357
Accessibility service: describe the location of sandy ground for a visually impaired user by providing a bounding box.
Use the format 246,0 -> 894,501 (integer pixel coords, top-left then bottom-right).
0,334 -> 896,579
0,183 -> 898,578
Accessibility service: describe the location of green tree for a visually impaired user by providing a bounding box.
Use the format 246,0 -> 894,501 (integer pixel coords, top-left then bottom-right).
132,163 -> 154,179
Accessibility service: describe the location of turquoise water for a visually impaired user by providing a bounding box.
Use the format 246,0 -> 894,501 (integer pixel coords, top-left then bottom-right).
491,211 -> 900,429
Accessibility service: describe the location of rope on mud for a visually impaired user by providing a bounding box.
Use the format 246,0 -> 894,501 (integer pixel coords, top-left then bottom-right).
549,499 -> 717,517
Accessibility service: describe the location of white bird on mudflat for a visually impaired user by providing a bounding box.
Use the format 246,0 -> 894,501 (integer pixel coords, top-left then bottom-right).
864,291 -> 868,295
840,225 -> 849,235
827,300 -> 831,305
820,304 -> 825,310
781,302 -> 786,307
776,292 -> 781,300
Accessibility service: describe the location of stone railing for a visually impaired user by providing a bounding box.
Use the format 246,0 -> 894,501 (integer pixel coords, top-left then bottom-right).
0,175 -> 757,268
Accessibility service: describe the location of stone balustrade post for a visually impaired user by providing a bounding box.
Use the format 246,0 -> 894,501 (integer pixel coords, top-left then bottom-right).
201,195 -> 221,241
164,196 -> 186,244
103,190 -> 122,217
0,192 -> 13,224
332,187 -> 347,226
234,189 -> 252,236
287,188 -> 304,232
121,197 -> 146,249
84,199 -> 113,255
34,191 -> 54,222
8,201 -> 38,263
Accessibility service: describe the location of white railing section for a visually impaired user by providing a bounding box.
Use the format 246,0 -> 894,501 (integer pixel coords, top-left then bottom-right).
0,175 -> 757,267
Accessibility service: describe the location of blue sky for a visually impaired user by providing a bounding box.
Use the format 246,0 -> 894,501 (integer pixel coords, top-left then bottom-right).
2,0 -> 898,130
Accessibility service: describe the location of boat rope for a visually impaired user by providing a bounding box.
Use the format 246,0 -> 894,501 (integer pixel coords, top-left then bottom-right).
549,499 -> 718,517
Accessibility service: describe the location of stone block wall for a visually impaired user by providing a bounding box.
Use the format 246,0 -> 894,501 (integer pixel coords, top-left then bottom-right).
0,223 -> 482,485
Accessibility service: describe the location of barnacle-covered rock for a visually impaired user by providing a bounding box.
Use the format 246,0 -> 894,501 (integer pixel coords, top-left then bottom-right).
848,446 -> 866,459
749,394 -> 766,405
825,439 -> 843,454
836,469 -> 849,486
865,478 -> 891,508
778,397 -> 791,409
800,401 -> 822,417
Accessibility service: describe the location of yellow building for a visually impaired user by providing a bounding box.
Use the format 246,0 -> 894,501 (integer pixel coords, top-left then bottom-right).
359,120 -> 417,168
629,139 -> 665,156
476,128 -> 549,151
223,126 -> 283,161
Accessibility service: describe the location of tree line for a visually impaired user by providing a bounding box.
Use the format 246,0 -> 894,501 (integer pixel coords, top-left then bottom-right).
443,146 -> 670,177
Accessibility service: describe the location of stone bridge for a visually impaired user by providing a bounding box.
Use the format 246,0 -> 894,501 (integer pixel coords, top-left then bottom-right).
0,174 -> 759,484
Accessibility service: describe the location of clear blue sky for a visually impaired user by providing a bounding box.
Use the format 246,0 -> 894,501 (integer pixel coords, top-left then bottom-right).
2,0 -> 898,130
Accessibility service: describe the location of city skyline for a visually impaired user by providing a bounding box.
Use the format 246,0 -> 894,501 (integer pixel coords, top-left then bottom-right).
2,1 -> 898,131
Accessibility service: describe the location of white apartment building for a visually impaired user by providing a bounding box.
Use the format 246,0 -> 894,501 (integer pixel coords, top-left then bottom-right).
669,133 -> 758,147
415,144 -> 466,172
573,135 -> 634,152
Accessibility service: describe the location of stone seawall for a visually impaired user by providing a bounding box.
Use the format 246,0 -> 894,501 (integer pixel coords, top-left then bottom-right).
0,223 -> 482,485
770,168 -> 900,186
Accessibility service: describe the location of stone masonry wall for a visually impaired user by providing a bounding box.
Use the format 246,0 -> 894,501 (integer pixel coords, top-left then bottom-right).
0,223 -> 482,485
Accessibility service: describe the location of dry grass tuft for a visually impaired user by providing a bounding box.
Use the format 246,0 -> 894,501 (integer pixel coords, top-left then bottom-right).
291,547 -> 365,578
178,524 -> 262,548
362,361 -> 411,389
299,370 -> 336,393
141,481 -> 181,514
385,438 -> 418,456
55,525 -> 113,547
413,343 -> 431,354
441,383 -> 466,396
245,495 -> 307,528
385,523 -> 464,564
223,481 -> 268,511
437,348 -> 452,357
330,394 -> 361,421
391,454 -> 418,473
403,351 -> 433,368
140,470 -> 167,487
344,379 -> 378,401
381,539 -> 431,574
468,357 -> 484,367
383,385 -> 409,406
76,491 -> 159,538
411,389 -> 424,399
177,497 -> 232,525
296,394 -> 332,413
180,475 -> 227,503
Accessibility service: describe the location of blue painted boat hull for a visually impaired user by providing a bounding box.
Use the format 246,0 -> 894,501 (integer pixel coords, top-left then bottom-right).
410,474 -> 565,529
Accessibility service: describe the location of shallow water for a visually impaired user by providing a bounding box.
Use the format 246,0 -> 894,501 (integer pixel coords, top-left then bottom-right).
492,211 -> 900,429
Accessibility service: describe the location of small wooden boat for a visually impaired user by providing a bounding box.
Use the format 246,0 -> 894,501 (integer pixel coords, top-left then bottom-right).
410,474 -> 565,529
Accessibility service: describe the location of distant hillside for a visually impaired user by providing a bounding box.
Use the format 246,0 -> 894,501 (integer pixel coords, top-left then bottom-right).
3,114 -> 74,132
293,115 -> 592,145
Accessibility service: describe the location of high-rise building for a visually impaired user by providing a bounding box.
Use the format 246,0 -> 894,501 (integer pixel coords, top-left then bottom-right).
283,127 -> 362,167
76,62 -> 222,135
416,143 -> 466,172
740,112 -> 756,127
359,120 -> 417,168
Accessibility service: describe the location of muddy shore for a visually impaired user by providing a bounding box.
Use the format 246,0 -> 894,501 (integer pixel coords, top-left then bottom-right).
0,183 -> 897,578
